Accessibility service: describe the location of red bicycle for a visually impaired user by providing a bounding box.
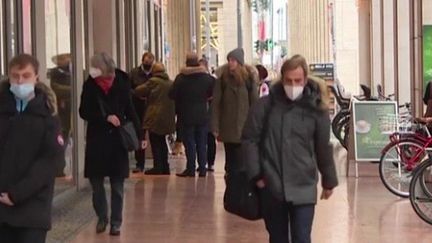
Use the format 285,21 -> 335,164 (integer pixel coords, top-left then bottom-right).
379,115 -> 432,198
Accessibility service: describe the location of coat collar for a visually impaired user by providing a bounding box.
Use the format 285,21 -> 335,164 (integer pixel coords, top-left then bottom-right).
0,80 -> 58,116
271,79 -> 325,111
180,66 -> 208,75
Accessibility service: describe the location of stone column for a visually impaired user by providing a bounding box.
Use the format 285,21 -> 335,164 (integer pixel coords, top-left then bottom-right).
165,0 -> 197,78
92,0 -> 117,59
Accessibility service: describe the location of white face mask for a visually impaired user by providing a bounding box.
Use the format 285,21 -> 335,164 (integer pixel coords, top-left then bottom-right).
284,85 -> 304,101
89,67 -> 102,79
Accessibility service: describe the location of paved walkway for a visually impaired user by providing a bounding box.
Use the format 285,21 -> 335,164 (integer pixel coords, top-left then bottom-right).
70,160 -> 432,243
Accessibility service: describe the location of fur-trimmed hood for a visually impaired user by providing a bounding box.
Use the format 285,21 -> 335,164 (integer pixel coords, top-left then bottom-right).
0,80 -> 58,116
215,64 -> 259,85
180,66 -> 208,76
271,77 -> 330,111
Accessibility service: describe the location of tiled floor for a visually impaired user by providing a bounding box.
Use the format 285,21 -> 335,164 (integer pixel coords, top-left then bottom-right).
70,156 -> 432,243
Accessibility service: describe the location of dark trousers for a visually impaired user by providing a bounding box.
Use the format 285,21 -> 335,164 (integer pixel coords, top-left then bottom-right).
183,124 -> 208,172
207,132 -> 216,167
224,143 -> 242,173
0,224 -> 47,243
135,129 -> 146,170
149,132 -> 169,171
135,148 -> 146,170
89,177 -> 125,227
175,121 -> 183,143
260,189 -> 315,243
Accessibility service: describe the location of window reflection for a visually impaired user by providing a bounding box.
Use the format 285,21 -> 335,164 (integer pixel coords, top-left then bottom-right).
45,0 -> 74,191
0,0 -> 5,77
22,0 -> 32,54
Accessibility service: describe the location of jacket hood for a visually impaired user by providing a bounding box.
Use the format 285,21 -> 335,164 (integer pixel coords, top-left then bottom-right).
271,78 -> 329,111
0,80 -> 58,116
180,66 -> 208,75
152,72 -> 170,81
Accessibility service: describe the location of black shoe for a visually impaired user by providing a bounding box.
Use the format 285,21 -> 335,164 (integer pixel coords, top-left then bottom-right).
109,225 -> 121,236
176,170 -> 195,177
162,166 -> 171,175
199,171 -> 207,177
96,219 -> 107,234
144,168 -> 164,175
132,168 -> 144,173
207,166 -> 215,172
196,167 -> 206,172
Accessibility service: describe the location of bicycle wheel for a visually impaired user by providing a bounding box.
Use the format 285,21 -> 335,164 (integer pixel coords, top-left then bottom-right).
332,110 -> 349,141
379,140 -> 428,197
342,122 -> 350,150
336,116 -> 350,149
410,159 -> 432,225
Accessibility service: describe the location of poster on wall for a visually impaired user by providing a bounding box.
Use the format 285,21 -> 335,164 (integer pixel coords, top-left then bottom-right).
423,25 -> 432,90
309,63 -> 335,116
352,101 -> 397,161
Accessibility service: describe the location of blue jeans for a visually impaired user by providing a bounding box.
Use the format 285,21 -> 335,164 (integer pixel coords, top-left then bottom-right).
182,124 -> 208,172
260,189 -> 315,243
89,177 -> 124,227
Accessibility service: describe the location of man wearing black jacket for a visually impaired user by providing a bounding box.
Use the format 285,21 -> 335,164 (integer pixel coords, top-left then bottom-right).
170,53 -> 215,177
0,54 -> 64,243
129,52 -> 154,173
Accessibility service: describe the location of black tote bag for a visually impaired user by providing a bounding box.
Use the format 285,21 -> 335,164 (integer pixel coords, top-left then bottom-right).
223,94 -> 274,220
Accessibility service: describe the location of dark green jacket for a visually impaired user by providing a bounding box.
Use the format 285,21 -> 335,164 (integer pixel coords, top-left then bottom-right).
211,64 -> 259,143
242,80 -> 338,205
135,72 -> 176,135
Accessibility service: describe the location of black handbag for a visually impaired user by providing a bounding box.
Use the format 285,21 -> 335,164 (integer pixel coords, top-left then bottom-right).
97,96 -> 139,151
223,94 -> 274,220
118,121 -> 140,151
223,170 -> 262,220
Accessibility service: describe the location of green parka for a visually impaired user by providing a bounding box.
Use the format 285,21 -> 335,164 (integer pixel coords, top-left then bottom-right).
211,64 -> 259,143
135,72 -> 175,135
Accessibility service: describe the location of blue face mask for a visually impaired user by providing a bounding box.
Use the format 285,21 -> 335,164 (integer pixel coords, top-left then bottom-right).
10,83 -> 35,100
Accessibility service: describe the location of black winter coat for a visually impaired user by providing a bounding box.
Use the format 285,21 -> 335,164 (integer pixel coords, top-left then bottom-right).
0,81 -> 63,230
129,65 -> 152,122
242,81 -> 338,205
79,69 -> 142,178
169,66 -> 214,126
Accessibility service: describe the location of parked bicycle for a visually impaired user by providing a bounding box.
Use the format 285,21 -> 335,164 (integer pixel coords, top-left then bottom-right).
379,113 -> 431,198
329,83 -> 393,149
409,156 -> 432,225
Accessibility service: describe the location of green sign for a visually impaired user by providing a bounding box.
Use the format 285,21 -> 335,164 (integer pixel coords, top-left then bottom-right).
352,101 -> 397,161
424,25 -> 432,90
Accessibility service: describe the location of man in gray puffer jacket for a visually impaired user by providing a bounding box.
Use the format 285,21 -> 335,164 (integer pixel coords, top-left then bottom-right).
242,55 -> 338,243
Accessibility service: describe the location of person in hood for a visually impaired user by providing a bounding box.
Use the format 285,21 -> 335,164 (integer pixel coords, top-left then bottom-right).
129,52 -> 155,173
135,62 -> 176,175
211,47 -> 259,174
49,53 -> 72,177
242,55 -> 338,243
170,53 -> 214,177
256,64 -> 270,97
0,54 -> 64,243
79,53 -> 145,236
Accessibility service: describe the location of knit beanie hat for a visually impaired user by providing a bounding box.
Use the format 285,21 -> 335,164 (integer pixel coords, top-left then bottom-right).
227,48 -> 245,66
